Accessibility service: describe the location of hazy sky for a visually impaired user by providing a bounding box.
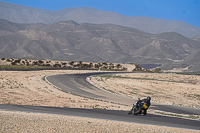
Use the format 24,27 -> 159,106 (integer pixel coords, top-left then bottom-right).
1,0 -> 200,28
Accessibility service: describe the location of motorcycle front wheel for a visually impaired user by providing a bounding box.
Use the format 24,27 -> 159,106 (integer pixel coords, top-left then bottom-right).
128,111 -> 132,115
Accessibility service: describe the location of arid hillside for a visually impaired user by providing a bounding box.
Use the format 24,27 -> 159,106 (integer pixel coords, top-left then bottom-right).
1,1 -> 200,38
1,19 -> 200,72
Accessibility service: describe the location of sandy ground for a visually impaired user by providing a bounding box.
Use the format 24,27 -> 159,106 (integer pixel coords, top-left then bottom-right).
0,70 -> 200,132
0,70 -> 130,110
91,73 -> 200,109
1,110 -> 199,133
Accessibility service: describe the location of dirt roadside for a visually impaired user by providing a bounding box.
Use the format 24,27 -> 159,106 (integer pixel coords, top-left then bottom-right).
1,110 -> 199,133
90,73 -> 200,109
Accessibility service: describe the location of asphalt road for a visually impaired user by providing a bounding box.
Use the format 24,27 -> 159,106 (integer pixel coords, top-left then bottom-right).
46,72 -> 200,115
1,72 -> 200,130
0,104 -> 200,130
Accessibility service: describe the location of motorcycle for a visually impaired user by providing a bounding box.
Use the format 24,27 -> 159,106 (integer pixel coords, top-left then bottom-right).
128,98 -> 149,115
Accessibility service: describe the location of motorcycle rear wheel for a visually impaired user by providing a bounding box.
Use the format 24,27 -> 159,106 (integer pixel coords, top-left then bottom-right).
134,106 -> 143,115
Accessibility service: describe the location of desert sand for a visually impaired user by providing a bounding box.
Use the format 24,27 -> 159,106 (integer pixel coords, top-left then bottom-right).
91,73 -> 200,109
1,110 -> 199,133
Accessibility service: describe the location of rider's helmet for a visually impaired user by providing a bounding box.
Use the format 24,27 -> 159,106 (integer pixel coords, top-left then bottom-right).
147,96 -> 151,101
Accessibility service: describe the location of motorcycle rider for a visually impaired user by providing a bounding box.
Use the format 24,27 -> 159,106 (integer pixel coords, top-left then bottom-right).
142,96 -> 151,115
135,96 -> 151,115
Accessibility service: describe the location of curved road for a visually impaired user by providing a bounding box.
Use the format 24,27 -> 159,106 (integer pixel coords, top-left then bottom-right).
0,72 -> 200,130
46,72 -> 200,115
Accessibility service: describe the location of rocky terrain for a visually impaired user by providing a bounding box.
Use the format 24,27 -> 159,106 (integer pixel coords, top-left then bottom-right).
1,19 -> 200,72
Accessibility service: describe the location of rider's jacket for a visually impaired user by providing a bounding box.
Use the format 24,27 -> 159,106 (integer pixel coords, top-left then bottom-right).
143,99 -> 151,107
136,98 -> 151,108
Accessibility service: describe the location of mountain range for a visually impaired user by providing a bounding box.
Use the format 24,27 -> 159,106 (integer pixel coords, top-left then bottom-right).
1,1 -> 200,38
0,19 -> 200,72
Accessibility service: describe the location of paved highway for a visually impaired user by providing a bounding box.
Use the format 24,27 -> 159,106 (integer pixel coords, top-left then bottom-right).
1,72 -> 200,130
